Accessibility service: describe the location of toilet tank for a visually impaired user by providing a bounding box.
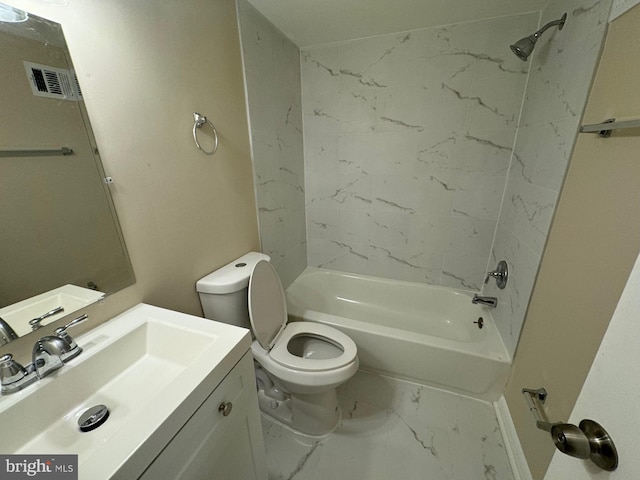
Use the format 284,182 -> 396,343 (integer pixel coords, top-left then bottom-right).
196,252 -> 270,328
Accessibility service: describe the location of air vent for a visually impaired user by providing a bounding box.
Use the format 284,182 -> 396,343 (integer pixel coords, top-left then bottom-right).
23,61 -> 82,101
72,70 -> 83,99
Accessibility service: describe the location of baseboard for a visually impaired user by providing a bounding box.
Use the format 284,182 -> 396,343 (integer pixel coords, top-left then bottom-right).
494,396 -> 533,480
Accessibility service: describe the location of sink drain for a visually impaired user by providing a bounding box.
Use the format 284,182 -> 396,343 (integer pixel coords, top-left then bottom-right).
78,404 -> 110,432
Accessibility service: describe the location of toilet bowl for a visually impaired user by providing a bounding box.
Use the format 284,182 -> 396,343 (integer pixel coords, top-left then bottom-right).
253,322 -> 358,394
196,253 -> 359,436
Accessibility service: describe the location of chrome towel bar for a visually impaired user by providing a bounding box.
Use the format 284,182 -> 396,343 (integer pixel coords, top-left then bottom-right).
0,147 -> 73,158
580,117 -> 640,137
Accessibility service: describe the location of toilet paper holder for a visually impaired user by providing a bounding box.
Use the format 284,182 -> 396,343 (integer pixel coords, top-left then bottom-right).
522,387 -> 618,471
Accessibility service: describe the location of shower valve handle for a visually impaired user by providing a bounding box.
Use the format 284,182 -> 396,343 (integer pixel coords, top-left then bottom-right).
484,260 -> 508,289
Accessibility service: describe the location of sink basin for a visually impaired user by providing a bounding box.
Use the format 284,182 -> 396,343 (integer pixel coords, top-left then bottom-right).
0,303 -> 250,479
0,285 -> 105,337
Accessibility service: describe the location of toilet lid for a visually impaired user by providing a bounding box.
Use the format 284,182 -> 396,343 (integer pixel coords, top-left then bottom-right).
248,260 -> 287,350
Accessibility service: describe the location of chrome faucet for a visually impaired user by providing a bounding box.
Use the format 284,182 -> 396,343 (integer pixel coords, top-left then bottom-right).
32,336 -> 69,378
472,294 -> 498,308
0,313 -> 88,393
32,314 -> 87,378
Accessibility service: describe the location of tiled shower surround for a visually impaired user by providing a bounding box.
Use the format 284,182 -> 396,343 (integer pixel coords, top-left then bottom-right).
238,0 -> 306,289
301,14 -> 538,291
484,0 -> 612,355
239,0 -> 611,358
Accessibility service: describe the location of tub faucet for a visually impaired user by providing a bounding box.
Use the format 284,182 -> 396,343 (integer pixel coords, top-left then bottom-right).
472,294 -> 498,308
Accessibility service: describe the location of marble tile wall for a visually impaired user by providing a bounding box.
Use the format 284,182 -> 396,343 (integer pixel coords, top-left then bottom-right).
301,14 -> 538,291
237,0 -> 307,289
485,0 -> 612,357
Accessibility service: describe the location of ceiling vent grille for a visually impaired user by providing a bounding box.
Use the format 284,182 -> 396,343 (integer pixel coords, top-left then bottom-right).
23,61 -> 82,101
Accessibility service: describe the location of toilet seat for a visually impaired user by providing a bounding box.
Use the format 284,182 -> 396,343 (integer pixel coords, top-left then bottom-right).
248,260 -> 357,373
270,322 -> 357,372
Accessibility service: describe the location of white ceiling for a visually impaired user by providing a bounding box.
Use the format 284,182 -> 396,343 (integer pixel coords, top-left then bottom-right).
247,0 -> 548,47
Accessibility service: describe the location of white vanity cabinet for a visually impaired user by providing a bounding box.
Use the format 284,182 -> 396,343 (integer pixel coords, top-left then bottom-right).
138,351 -> 267,480
0,304 -> 266,480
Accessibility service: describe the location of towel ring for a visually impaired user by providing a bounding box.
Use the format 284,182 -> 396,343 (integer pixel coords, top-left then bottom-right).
192,112 -> 219,155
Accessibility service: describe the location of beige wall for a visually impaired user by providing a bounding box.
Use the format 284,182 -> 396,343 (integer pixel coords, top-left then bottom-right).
0,0 -> 259,361
505,5 -> 640,478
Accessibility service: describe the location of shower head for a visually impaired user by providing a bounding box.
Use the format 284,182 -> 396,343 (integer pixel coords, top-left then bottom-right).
510,13 -> 567,61
510,35 -> 537,61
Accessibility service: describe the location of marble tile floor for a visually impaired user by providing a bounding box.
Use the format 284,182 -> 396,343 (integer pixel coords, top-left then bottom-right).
261,371 -> 514,480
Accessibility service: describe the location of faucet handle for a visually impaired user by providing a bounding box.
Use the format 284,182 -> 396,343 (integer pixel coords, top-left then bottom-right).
484,260 -> 508,289
54,313 -> 88,335
52,313 -> 88,362
29,306 -> 64,331
0,353 -> 36,393
0,354 -> 27,383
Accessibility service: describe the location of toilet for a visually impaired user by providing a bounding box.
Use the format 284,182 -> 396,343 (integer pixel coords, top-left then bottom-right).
196,252 -> 359,436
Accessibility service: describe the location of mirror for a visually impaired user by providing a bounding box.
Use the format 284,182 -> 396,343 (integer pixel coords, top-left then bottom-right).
0,4 -> 135,338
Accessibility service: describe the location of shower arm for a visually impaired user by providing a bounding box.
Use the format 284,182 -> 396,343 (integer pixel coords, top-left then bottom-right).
533,13 -> 567,39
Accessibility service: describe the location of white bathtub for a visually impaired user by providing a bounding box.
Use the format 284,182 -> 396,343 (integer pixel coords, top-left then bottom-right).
285,268 -> 511,401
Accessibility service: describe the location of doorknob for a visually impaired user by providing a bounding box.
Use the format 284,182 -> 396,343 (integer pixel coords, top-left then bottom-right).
522,387 -> 618,471
218,401 -> 233,417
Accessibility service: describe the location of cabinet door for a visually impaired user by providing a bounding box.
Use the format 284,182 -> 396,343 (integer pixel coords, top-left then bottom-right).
139,352 -> 267,480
